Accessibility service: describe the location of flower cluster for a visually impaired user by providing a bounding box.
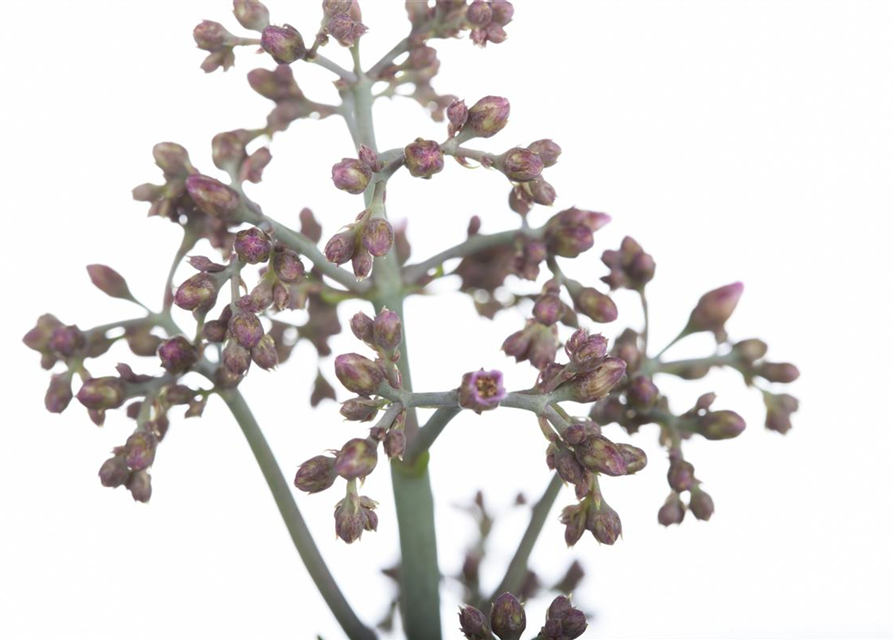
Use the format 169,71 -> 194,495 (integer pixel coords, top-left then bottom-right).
459,592 -> 587,640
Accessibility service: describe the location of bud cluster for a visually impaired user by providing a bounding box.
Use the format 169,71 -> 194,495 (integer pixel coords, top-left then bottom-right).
458,592 -> 586,640
324,208 -> 395,281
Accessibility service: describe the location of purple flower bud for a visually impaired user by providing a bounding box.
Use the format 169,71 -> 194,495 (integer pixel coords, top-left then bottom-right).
533,294 -> 563,326
546,224 -> 594,258
239,147 -> 272,183
271,249 -> 305,283
554,446 -> 585,485
158,336 -> 198,374
543,595 -> 588,640
233,0 -> 270,31
247,65 -> 303,102
569,333 -> 609,369
361,218 -> 394,257
491,592 -> 526,640
559,503 -> 588,547
45,373 -> 73,413
764,392 -> 799,434
527,178 -> 557,205
658,492 -> 686,526
384,429 -> 406,459
299,207 -> 322,243
153,142 -> 193,177
233,227 -> 273,264
686,282 -> 744,339
372,309 -> 402,351
86,264 -> 134,301
458,369 -> 507,414
124,431 -> 158,471
587,501 -> 622,545
574,435 -> 627,476
326,13 -> 368,47
527,139 -> 562,167
334,494 -> 366,544
127,470 -> 152,502
185,174 -> 240,218
467,96 -> 510,138
294,455 -> 337,493
49,324 -> 85,358
23,314 -> 62,353
466,0 -> 493,26
350,312 -> 375,343
617,443 -> 648,474
77,377 -> 126,410
99,456 -> 131,488
193,20 -> 236,51
261,24 -> 306,64
626,376 -> 658,410
690,487 -> 715,521
325,228 -> 357,264
491,0 -> 514,25
447,99 -> 468,137
564,357 -> 626,403
459,605 -> 492,640
334,353 -> 384,396
404,138 -> 445,178
322,0 -> 353,15
757,362 -> 800,383
352,246 -> 373,280
667,458 -> 695,492
340,396 -> 380,421
500,147 -> 543,182
733,338 -> 769,364
334,437 -> 378,480
331,158 -> 372,194
229,312 -> 264,349
698,410 -> 746,440
360,495 -> 379,532
223,340 -> 252,376
573,287 -> 618,323
251,334 -> 279,370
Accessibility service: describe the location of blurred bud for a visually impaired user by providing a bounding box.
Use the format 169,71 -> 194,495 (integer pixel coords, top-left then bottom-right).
373,309 -> 402,351
698,410 -> 746,440
545,208 -> 611,258
447,99 -> 468,137
126,324 -> 164,356
588,501 -> 622,545
153,142 -> 193,177
667,458 -> 695,492
542,595 -> 588,640
325,228 -> 357,265
533,294 -> 563,326
248,65 -> 303,101
404,139 -> 445,178
467,96 -> 510,138
251,334 -> 279,370
23,314 -> 63,353
617,443 -> 647,474
458,369 -> 506,414
326,12 -> 368,47
686,282 -> 744,340
350,312 -> 375,343
527,139 -> 562,167
261,24 -> 306,64
361,218 -> 394,257
299,207 -> 322,243
690,487 -> 715,521
491,0 -> 514,25
352,246 -> 373,280
323,0 -> 353,14
574,435 -> 627,476
294,455 -> 338,493
223,340 -> 252,376
491,592 -> 526,640
340,397 -> 380,422
158,336 -> 198,374
500,147 -> 543,182
509,184 -> 533,215
559,503 -> 588,547
229,312 -> 264,349
572,287 -> 618,323
732,338 -> 768,364
49,324 -> 85,358
212,129 -> 250,171
764,392 -> 799,434
234,227 -> 273,264
459,605 -> 491,640
45,373 -> 74,413
124,431 -> 158,470
77,377 -> 126,410
99,456 -> 130,488
626,376 -> 658,410
334,353 -> 384,396
658,492 -> 686,526
185,174 -> 240,218
127,470 -> 152,502
384,429 -> 406,459
233,0 -> 270,31
193,20 -> 236,51
563,358 -> 626,403
331,158 -> 372,194
86,264 -> 135,301
527,178 -> 557,205
601,236 -> 656,291
756,362 -> 800,383
466,0 -> 493,26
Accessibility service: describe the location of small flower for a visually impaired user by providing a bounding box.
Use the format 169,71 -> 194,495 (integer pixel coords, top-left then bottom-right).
458,369 -> 507,414
404,139 -> 445,178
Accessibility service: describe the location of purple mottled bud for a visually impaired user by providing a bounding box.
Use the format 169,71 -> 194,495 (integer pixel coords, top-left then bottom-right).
352,246 -> 373,280
574,435 -> 627,476
764,392 -> 799,434
77,377 -> 126,410
251,334 -> 279,370
323,0 -> 353,14
233,0 -> 270,31
459,604 -> 491,640
359,495 -> 378,532
658,492 -> 686,526
686,282 -> 744,339
158,336 -> 198,374
272,282 -> 290,311
562,423 -> 591,447
99,456 -> 130,488
757,362 -> 800,383
373,309 -> 402,351
627,376 -> 658,410
223,340 -> 252,376
127,470 -> 152,502
547,226 -> 593,259
334,438 -> 378,480
559,503 -> 587,547
491,0 -> 514,25
509,184 -> 533,215
447,99 -> 468,137
193,20 -> 236,51
466,0 -> 493,25
527,178 -> 557,206
543,595 -> 587,640
467,96 -> 510,138
334,353 -> 384,396
185,174 -> 240,218
617,443 -> 647,474
601,236 -> 656,291
23,314 -> 63,353
384,429 -> 406,459
500,147 -> 543,182
294,455 -> 337,493
86,264 -> 134,301
124,431 -> 158,471
490,592 -> 526,640
554,446 -> 585,485
340,396 -> 379,421
698,410 -> 746,440
733,338 -> 769,364
587,501 -> 622,545
667,458 -> 695,492
571,334 -> 610,370
44,373 -> 73,413
458,369 -> 507,414
229,312 -> 264,349
350,312 -> 375,343
203,320 -> 227,343
404,139 -> 445,178
233,227 -> 272,264
334,494 -> 366,544
326,13 -> 368,47
49,324 -> 85,358
325,228 -> 357,264
690,487 -> 715,521
527,139 -> 561,167
261,24 -> 306,64
564,358 -> 626,403
332,158 -> 372,194
269,249 -> 303,283
361,218 -> 394,257
573,287 -> 618,323
533,294 -> 563,326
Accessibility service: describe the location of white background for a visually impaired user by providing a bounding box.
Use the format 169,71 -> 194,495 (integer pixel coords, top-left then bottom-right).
1,1 -> 892,638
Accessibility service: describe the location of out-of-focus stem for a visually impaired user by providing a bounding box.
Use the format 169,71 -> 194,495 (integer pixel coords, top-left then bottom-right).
404,407 -> 461,465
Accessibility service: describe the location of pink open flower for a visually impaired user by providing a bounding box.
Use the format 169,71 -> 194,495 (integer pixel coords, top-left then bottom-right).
458,369 -> 507,414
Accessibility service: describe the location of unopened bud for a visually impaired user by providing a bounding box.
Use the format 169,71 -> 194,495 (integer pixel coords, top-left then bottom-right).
77,377 -> 126,410
331,158 -> 372,194
658,492 -> 686,526
554,446 -> 585,485
334,353 -> 384,396
686,282 -> 744,339
127,470 -> 152,502
490,592 -> 526,640
756,362 -> 800,383
325,228 -> 357,265
153,142 -> 193,177
124,431 -> 158,470
334,494 -> 366,544
588,501 -> 622,545
617,443 -> 647,474
573,287 -> 618,323
559,503 -> 587,547
234,227 -> 273,264
564,357 -> 626,403
527,139 -> 561,167
373,309 -> 402,350
251,334 -> 279,370
404,139 -> 445,178
294,455 -> 337,493
261,24 -> 306,64
233,0 -> 270,31
733,338 -> 768,363
193,20 -> 235,51
229,312 -> 264,349
447,99 -> 468,136
667,458 -> 695,492
350,312 -> 375,343
491,0 -> 515,25
223,340 -> 252,376
466,0 -> 493,26
527,178 -> 557,205
86,264 -> 135,301
500,147 -> 543,182
271,249 -> 304,283
698,410 -> 746,440
467,96 -> 510,138
690,487 -> 715,521
45,373 -> 74,413
185,174 -> 240,218
157,336 -> 198,374
626,376 -> 658,410
574,435 -> 627,476
533,294 -> 563,326
384,429 -> 406,459
326,13 -> 368,47
49,324 -> 85,358
340,397 -> 380,421
322,0 -> 353,15
764,392 -> 799,434
361,218 -> 394,257
459,605 -> 491,640
99,456 -> 130,488
352,246 -> 373,280
543,595 -> 587,640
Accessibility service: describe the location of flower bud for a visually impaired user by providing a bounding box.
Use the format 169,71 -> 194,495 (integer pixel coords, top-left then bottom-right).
125,324 -> 164,356
564,357 -> 626,403
99,456 -> 130,488
459,605 -> 491,640
490,592 -> 526,640
404,139 -> 445,178
340,396 -> 380,421
229,312 -> 264,349
601,236 -> 656,290
756,362 -> 800,383
466,0 -> 493,26
543,595 -> 587,640
574,435 -> 627,476
233,227 -> 273,264
49,324 -> 85,358
527,139 -> 561,167
491,0 -> 514,25
323,0 -> 353,14
294,455 -> 337,493
251,334 -> 279,370
334,437 -> 378,480
559,503 -> 587,547
185,174 -> 240,218
733,338 -> 769,363
352,246 -> 373,280
690,487 -> 715,521
331,158 -> 372,194
261,24 -> 306,64
626,376 -> 658,410
77,377 -> 126,410
325,228 -> 357,265
698,410 -> 746,440
127,470 -> 152,502
686,282 -> 744,339
554,446 -> 585,485
764,392 -> 799,434
533,294 -> 563,326
271,249 -> 305,283
233,0 -> 270,31
458,369 -> 506,414
667,458 -> 695,492
500,147 -> 543,182
527,178 -> 557,205
23,314 -> 63,353
447,99 -> 468,136
588,501 -> 622,545
658,492 -> 686,526
373,309 -> 402,351
508,184 -> 533,215
223,340 -> 252,376
334,494 -> 366,544
573,287 -> 618,323
467,96 -> 510,138
86,264 -> 134,301
248,65 -> 303,101
157,336 -> 198,374
153,142 -> 193,177
326,13 -> 368,47
193,20 -> 235,51
124,431 -> 158,471
45,373 -> 74,413
350,312 -> 375,343
384,429 -> 406,459
334,353 -> 384,396
361,218 -> 394,257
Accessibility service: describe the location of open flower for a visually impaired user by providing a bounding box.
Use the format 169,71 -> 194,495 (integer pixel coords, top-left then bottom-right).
458,369 -> 507,414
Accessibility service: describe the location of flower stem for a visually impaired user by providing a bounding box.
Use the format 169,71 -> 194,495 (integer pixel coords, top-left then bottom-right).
404,407 -> 461,465
219,389 -> 376,640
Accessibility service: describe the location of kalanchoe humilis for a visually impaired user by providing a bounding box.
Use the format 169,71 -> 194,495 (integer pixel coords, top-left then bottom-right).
294,455 -> 338,494
404,139 -> 445,178
233,227 -> 273,264
157,336 -> 198,374
260,24 -> 306,64
466,95 -> 510,138
332,158 -> 372,194
490,592 -> 526,640
458,369 -> 507,414
685,282 -> 744,341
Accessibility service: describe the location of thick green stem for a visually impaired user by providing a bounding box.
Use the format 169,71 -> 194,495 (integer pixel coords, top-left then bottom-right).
220,390 -> 376,640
